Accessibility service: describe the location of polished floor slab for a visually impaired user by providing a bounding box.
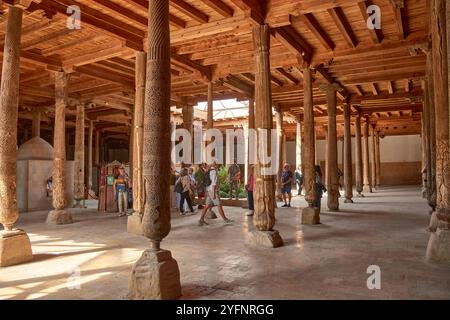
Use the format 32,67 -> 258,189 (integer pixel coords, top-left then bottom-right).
0,186 -> 449,300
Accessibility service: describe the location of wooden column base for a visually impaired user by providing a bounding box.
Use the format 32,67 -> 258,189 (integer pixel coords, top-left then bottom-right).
426,227 -> 450,263
128,249 -> 181,300
47,210 -> 73,225
301,207 -> 320,225
0,230 -> 33,267
246,230 -> 284,248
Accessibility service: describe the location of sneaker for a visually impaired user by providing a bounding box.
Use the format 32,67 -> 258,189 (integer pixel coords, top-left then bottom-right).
281,204 -> 288,208
223,218 -> 233,224
287,203 -> 291,208
118,213 -> 124,217
180,211 -> 186,216
198,220 -> 208,226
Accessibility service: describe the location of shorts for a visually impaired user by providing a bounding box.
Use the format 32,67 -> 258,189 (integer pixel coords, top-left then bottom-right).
205,190 -> 221,207
281,185 -> 292,194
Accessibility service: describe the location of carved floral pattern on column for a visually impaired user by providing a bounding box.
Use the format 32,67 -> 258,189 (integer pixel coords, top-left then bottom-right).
52,72 -> 68,211
253,24 -> 275,231
141,0 -> 172,243
0,7 -> 22,230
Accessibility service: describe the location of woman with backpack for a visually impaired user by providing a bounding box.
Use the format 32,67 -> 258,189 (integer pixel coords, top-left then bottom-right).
198,161 -> 233,226
176,168 -> 195,215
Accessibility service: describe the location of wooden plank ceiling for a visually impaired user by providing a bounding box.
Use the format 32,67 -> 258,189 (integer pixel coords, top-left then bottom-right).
0,0 -> 426,142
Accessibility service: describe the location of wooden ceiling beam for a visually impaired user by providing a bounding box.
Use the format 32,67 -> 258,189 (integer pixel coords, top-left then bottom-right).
370,83 -> 378,96
28,0 -> 143,50
387,81 -> 394,94
327,7 -> 358,48
229,0 -> 264,24
358,0 -> 383,44
170,0 -> 209,24
302,13 -> 335,51
275,68 -> 298,85
391,0 -> 406,39
171,53 -> 212,80
199,0 -> 234,18
222,74 -> 254,97
354,85 -> 364,96
272,26 -> 313,65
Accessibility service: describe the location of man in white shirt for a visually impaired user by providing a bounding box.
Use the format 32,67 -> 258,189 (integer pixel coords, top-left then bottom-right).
198,161 -> 233,226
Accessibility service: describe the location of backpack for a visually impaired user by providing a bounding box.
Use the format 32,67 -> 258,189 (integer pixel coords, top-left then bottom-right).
174,178 -> 183,193
204,169 -> 212,187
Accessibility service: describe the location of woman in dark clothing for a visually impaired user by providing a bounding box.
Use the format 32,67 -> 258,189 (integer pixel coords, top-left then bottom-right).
178,168 -> 195,215
313,165 -> 327,211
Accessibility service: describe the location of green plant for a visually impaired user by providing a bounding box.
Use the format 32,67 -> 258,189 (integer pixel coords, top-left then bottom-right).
217,166 -> 247,199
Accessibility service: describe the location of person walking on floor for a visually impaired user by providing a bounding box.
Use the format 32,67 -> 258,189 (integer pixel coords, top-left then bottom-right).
114,165 -> 131,217
179,168 -> 195,215
295,165 -> 303,196
199,161 -> 233,226
194,164 -> 206,209
246,165 -> 254,216
228,160 -> 241,200
281,163 -> 293,207
313,165 -> 327,212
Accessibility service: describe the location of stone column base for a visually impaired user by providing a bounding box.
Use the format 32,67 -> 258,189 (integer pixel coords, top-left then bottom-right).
246,230 -> 283,248
129,249 -> 181,300
205,209 -> 217,219
127,214 -> 143,236
426,228 -> 450,263
302,207 -> 320,225
0,230 -> 33,267
427,211 -> 439,232
47,210 -> 73,225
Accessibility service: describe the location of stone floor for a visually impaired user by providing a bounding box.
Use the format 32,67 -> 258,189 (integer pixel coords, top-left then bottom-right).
0,185 -> 449,300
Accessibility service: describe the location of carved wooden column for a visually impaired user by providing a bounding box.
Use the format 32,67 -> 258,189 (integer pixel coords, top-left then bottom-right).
426,0 -> 450,263
32,108 -> 41,138
426,49 -> 437,213
421,107 -> 428,198
375,131 -> 381,188
129,0 -> 181,299
207,81 -> 213,129
363,117 -> 372,193
355,113 -> 364,197
47,72 -> 73,225
73,103 -> 85,208
128,52 -> 146,235
95,130 -> 100,165
323,84 -> 339,211
274,106 -> 284,201
204,84 -> 218,219
247,24 -> 283,247
87,120 -> 94,193
302,66 -> 320,224
371,124 -> 377,190
0,5 -> 33,267
343,103 -> 353,203
296,119 -> 302,171
247,97 -> 255,181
